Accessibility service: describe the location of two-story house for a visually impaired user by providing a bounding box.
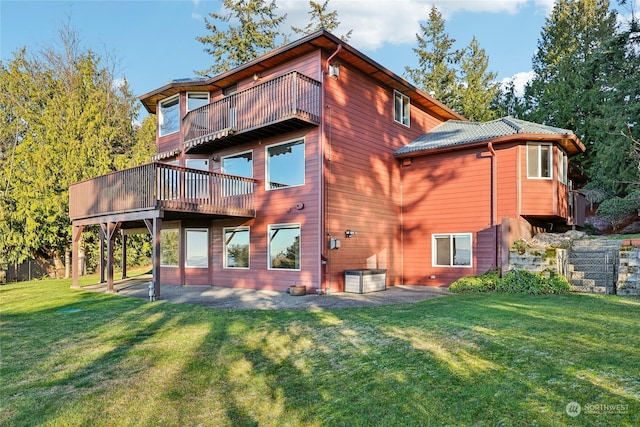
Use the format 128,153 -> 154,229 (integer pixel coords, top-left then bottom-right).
69,30 -> 585,298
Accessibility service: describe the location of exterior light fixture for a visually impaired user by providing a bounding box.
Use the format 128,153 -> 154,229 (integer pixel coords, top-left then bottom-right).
345,230 -> 357,238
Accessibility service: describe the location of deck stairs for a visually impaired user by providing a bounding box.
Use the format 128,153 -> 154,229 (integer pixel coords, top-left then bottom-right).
566,238 -> 622,294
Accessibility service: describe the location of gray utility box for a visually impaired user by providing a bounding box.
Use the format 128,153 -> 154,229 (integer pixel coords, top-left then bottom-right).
344,269 -> 387,293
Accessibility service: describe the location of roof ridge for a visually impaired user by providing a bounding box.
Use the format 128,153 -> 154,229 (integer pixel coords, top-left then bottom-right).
501,116 -> 523,133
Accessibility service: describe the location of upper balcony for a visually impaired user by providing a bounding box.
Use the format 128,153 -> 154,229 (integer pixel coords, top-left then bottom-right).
69,163 -> 256,223
183,71 -> 321,153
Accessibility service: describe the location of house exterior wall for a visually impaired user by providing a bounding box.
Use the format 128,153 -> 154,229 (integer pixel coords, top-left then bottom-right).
400,141 -> 573,287
401,146 -> 495,286
154,53 -> 324,292
519,144 -> 569,220
321,58 -> 444,292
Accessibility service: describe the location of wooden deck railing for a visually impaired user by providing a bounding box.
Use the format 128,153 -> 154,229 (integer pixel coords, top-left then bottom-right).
69,163 -> 256,220
183,71 -> 321,144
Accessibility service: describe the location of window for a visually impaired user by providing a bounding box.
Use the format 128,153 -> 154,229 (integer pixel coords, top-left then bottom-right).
222,151 -> 253,178
558,148 -> 568,185
160,228 -> 179,267
432,233 -> 472,267
527,143 -> 552,179
222,151 -> 253,196
394,90 -> 410,127
159,95 -> 179,136
268,224 -> 301,270
185,229 -> 208,268
187,92 -> 209,112
224,227 -> 250,268
267,140 -> 305,190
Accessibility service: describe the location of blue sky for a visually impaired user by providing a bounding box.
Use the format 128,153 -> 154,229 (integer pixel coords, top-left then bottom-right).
1,0 -> 637,120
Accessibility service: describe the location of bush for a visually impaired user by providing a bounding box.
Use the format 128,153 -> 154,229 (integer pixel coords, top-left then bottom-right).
449,269 -> 570,295
596,195 -> 637,230
449,270 -> 499,293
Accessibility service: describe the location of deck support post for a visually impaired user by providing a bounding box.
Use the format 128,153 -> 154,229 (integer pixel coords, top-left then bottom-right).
102,222 -> 121,293
99,225 -> 106,283
71,224 -> 84,288
144,218 -> 162,300
121,230 -> 128,279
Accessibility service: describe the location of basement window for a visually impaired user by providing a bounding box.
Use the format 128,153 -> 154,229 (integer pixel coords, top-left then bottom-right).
223,227 -> 250,269
185,228 -> 208,268
160,228 -> 179,267
268,223 -> 301,270
432,233 -> 472,267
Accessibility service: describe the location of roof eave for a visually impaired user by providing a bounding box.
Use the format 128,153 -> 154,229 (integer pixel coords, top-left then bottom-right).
139,30 -> 465,121
395,132 -> 586,159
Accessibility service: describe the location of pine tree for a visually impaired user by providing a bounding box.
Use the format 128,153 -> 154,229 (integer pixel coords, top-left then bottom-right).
458,37 -> 499,121
404,6 -> 462,109
196,0 -> 287,76
523,0 -> 621,190
291,0 -> 352,41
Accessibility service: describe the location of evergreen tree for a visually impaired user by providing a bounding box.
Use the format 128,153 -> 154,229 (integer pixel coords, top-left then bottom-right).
523,0 -> 624,191
458,37 -> 499,121
196,0 -> 287,76
0,24 -> 139,273
291,0 -> 352,41
405,6 -> 462,109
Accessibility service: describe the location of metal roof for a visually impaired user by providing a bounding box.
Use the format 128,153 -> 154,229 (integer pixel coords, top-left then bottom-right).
395,116 -> 585,156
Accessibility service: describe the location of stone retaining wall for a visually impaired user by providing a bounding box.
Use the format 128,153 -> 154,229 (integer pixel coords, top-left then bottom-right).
617,247 -> 640,296
508,248 -> 558,274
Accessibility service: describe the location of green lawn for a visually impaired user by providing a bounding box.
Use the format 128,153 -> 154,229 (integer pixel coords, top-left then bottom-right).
1,278 -> 638,426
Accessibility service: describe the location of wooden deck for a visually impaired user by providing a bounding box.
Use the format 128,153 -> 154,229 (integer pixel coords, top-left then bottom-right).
182,71 -> 321,152
69,163 -> 256,223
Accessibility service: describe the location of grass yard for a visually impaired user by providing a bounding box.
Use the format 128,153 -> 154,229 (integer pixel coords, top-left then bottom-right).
1,278 -> 638,426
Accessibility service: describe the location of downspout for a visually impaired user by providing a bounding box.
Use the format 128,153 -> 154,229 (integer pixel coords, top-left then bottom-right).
321,44 -> 341,294
488,142 -> 499,272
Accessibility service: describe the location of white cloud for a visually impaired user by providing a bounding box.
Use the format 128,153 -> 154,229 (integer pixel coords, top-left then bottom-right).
278,0 -> 549,50
500,71 -> 535,97
192,12 -> 203,21
112,77 -> 127,90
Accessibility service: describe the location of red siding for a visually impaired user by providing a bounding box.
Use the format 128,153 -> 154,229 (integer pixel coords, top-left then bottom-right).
322,59 -> 443,291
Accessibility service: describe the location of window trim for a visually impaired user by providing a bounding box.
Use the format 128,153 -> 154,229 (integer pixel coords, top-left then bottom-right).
268,223 -> 301,271
158,94 -> 180,137
160,228 -> 180,267
223,226 -> 250,269
393,90 -> 410,127
265,139 -> 305,191
527,143 -> 553,180
186,92 -> 210,112
185,228 -> 209,268
432,233 -> 473,268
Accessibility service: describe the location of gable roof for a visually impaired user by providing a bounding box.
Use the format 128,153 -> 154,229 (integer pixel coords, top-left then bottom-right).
394,116 -> 586,157
139,30 -> 465,121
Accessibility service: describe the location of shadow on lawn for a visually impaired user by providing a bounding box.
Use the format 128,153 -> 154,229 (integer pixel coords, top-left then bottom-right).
3,287 -> 639,426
